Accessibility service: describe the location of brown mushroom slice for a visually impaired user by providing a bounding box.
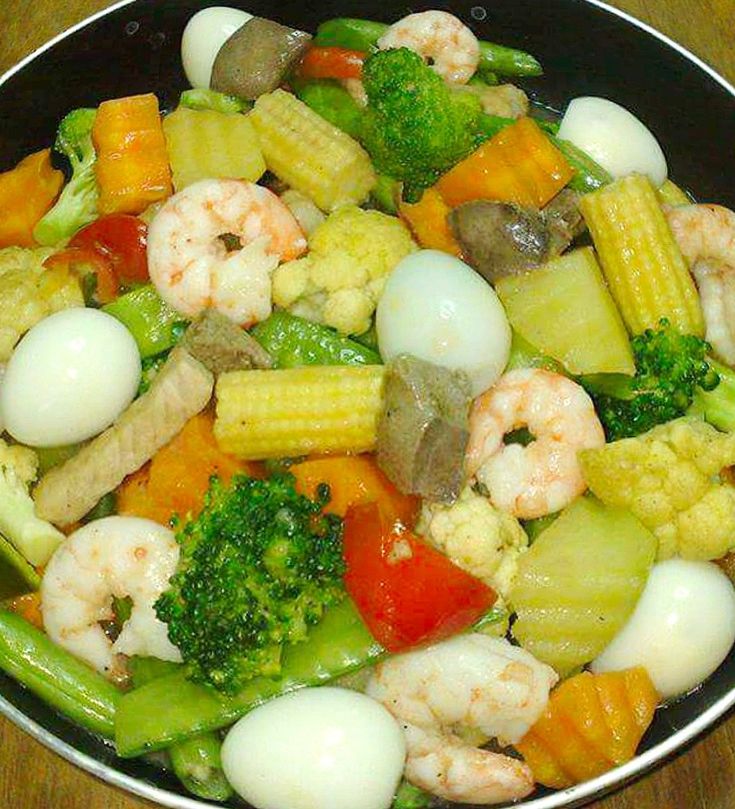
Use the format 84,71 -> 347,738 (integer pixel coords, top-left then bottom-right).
448,201 -> 552,283
210,17 -> 312,101
377,355 -> 472,505
183,310 -> 273,374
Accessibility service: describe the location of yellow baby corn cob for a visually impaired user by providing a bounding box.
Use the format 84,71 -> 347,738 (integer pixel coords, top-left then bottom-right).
214,365 -> 385,459
163,107 -> 266,190
580,173 -> 704,336
249,89 -> 376,211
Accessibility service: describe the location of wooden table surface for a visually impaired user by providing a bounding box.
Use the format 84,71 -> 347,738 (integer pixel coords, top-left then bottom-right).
1,0 -> 735,807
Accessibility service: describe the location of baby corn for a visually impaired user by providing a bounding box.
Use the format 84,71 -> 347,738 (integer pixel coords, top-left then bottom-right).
249,89 -> 376,212
580,174 -> 704,336
214,365 -> 386,460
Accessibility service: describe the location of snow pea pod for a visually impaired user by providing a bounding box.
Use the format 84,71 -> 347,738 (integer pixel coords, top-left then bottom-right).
252,312 -> 381,368
115,598 -> 385,757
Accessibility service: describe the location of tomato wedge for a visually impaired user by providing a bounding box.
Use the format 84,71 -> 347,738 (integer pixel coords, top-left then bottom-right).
298,46 -> 365,80
44,246 -> 119,305
69,214 -> 148,283
343,502 -> 496,652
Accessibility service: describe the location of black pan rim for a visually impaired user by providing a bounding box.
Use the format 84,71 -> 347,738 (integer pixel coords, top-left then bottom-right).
0,1 -> 734,807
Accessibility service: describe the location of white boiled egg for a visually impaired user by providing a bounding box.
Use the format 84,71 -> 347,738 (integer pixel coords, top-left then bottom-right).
376,250 -> 511,396
181,6 -> 253,89
591,559 -> 735,699
221,687 -> 406,809
1,309 -> 141,447
558,97 -> 668,186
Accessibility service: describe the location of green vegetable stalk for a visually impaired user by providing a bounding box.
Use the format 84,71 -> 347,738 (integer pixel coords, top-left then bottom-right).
0,610 -> 119,738
392,780 -> 432,809
0,534 -> 41,600
179,89 -> 251,114
552,137 -> 612,193
252,312 -> 381,368
314,17 -> 542,77
115,598 -> 384,757
102,285 -> 185,358
690,357 -> 735,432
33,108 -> 99,246
129,657 -> 232,802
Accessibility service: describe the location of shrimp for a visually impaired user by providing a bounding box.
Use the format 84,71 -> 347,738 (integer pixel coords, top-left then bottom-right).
667,203 -> 735,366
147,179 -> 307,326
366,634 -> 557,804
377,10 -> 480,85
466,369 -> 605,519
40,516 -> 181,682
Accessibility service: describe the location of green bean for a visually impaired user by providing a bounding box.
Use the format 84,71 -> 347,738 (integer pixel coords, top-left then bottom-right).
0,610 -> 119,737
115,599 -> 385,757
552,137 -> 612,193
129,657 -> 232,802
314,18 -> 543,77
292,79 -> 364,140
251,312 -> 381,368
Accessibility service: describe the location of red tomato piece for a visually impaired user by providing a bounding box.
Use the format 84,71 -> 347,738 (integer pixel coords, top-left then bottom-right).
69,214 -> 148,283
298,46 -> 365,80
343,502 -> 496,652
44,246 -> 119,305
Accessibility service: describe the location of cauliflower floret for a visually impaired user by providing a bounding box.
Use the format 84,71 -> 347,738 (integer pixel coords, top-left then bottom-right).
417,485 -> 529,599
272,205 -> 416,335
580,417 -> 735,561
0,438 -> 63,566
0,246 -> 84,360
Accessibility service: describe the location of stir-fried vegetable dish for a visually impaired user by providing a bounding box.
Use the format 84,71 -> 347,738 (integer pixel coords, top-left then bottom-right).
2,6 -> 735,807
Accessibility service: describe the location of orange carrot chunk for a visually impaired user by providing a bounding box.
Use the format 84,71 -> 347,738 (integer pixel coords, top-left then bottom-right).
0,149 -> 64,247
436,117 -> 574,209
7,592 -> 44,631
290,454 -> 419,527
516,668 -> 659,789
117,410 -> 260,526
399,188 -> 462,257
92,93 -> 173,215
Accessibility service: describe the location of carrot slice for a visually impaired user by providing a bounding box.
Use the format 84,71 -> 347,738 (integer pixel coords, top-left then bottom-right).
399,188 -> 462,257
0,149 -> 64,247
92,93 -> 172,215
436,117 -> 573,209
516,668 -> 659,789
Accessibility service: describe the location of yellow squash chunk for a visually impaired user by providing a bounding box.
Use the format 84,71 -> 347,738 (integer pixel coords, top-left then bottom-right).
580,174 -> 704,335
163,107 -> 266,191
495,247 -> 634,375
516,668 -> 659,788
215,365 -> 385,460
510,497 -> 657,676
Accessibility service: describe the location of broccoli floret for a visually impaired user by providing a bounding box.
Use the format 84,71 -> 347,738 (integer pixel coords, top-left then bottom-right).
155,473 -> 345,692
581,319 -> 720,441
33,108 -> 99,246
691,357 -> 735,432
0,439 -> 64,566
361,48 -> 484,200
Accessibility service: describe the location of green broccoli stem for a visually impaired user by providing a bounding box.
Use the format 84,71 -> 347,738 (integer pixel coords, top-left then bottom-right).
102,285 -> 186,359
129,657 -> 233,802
690,357 -> 735,432
392,780 -> 431,809
370,175 -> 401,215
313,18 -> 542,77
0,534 -> 41,600
251,312 -> 381,368
291,79 -> 364,140
0,610 -> 119,737
115,599 -> 385,757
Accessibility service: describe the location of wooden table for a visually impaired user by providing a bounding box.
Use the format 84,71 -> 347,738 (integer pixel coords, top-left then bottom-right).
1,0 -> 735,807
